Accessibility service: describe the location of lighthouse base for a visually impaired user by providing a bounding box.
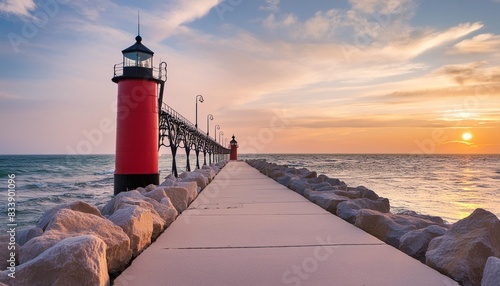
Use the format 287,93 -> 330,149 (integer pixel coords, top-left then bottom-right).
114,173 -> 159,195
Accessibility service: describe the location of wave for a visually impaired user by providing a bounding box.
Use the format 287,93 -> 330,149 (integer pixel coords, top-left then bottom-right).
25,182 -> 48,189
93,169 -> 114,176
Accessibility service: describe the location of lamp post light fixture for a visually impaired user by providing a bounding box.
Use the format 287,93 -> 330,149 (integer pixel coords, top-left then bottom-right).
207,114 -> 213,136
214,125 -> 220,143
195,94 -> 204,129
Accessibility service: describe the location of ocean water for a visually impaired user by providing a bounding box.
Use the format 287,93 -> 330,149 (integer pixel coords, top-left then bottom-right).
1,154 -> 499,231
0,154 -> 202,231
242,154 -> 500,223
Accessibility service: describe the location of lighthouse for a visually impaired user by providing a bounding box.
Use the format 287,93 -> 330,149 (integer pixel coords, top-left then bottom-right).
112,34 -> 166,195
229,135 -> 238,160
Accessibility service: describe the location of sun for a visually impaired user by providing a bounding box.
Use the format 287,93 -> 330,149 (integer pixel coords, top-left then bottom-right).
462,132 -> 473,141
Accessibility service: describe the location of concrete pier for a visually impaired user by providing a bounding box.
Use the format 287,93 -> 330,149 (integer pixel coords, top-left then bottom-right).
114,161 -> 458,286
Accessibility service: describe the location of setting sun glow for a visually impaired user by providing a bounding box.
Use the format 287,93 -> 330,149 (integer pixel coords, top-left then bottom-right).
462,132 -> 473,141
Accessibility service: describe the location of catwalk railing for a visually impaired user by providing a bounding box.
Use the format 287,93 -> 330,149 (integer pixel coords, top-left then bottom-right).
159,103 -> 230,177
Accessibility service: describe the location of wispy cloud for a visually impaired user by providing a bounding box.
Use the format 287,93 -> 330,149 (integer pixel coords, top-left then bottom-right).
348,0 -> 413,14
435,61 -> 500,85
260,0 -> 280,12
449,33 -> 500,54
0,0 -> 36,18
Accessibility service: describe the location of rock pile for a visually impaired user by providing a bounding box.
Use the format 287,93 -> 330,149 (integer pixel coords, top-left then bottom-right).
247,159 -> 500,286
0,161 -> 227,286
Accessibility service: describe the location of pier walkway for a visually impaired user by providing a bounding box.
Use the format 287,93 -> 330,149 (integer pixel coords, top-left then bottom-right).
114,161 -> 458,286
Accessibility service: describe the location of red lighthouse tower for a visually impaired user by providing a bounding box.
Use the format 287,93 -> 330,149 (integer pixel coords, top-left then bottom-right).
112,34 -> 165,194
229,135 -> 238,160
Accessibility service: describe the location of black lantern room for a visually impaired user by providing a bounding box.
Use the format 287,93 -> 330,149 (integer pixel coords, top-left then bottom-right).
230,135 -> 238,147
119,35 -> 154,79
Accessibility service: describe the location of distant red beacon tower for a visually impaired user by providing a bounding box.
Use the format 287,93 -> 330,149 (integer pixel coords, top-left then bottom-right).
112,35 -> 164,195
230,135 -> 238,160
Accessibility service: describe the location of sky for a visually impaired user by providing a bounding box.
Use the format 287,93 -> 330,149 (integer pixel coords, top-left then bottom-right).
0,0 -> 499,155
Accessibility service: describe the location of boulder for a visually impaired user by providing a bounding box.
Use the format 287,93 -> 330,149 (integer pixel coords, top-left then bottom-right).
101,190 -> 177,236
306,174 -> 330,184
180,173 -> 209,190
36,201 -> 104,230
135,187 -> 147,195
298,168 -> 317,179
354,186 -> 380,200
426,208 -> 500,286
284,167 -> 300,175
145,184 -> 156,192
354,209 -> 418,247
160,176 -> 176,186
326,178 -> 347,189
343,186 -> 379,200
143,187 -> 169,203
481,256 -> 500,286
109,205 -> 153,257
314,185 -> 341,192
310,182 -> 332,191
305,190 -> 349,214
269,170 -> 285,180
276,175 -> 294,187
160,187 -> 190,213
155,196 -> 177,227
195,168 -> 216,182
397,210 -> 446,225
173,181 -> 198,203
287,178 -> 310,196
391,213 -> 446,230
19,233 -> 61,264
16,227 -> 43,246
337,198 -> 390,224
399,225 -> 448,262
355,208 -> 447,248
0,235 -> 109,286
20,209 -> 132,274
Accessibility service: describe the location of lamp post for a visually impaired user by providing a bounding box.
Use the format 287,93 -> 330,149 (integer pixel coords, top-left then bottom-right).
207,114 -> 213,136
195,94 -> 204,129
225,138 -> 228,160
219,131 -> 224,163
219,131 -> 224,145
214,125 -> 220,142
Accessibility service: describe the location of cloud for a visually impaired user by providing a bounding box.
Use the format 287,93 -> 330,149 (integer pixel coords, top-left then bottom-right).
383,63 -> 500,102
69,0 -> 116,21
158,0 -> 221,37
261,1 -> 416,42
0,0 -> 36,17
449,33 -> 500,54
436,62 -> 500,85
360,22 -> 484,62
348,0 -> 413,14
260,0 -> 280,12
260,0 -> 481,63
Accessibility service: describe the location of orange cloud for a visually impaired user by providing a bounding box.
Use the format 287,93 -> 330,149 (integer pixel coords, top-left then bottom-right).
449,33 -> 500,54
